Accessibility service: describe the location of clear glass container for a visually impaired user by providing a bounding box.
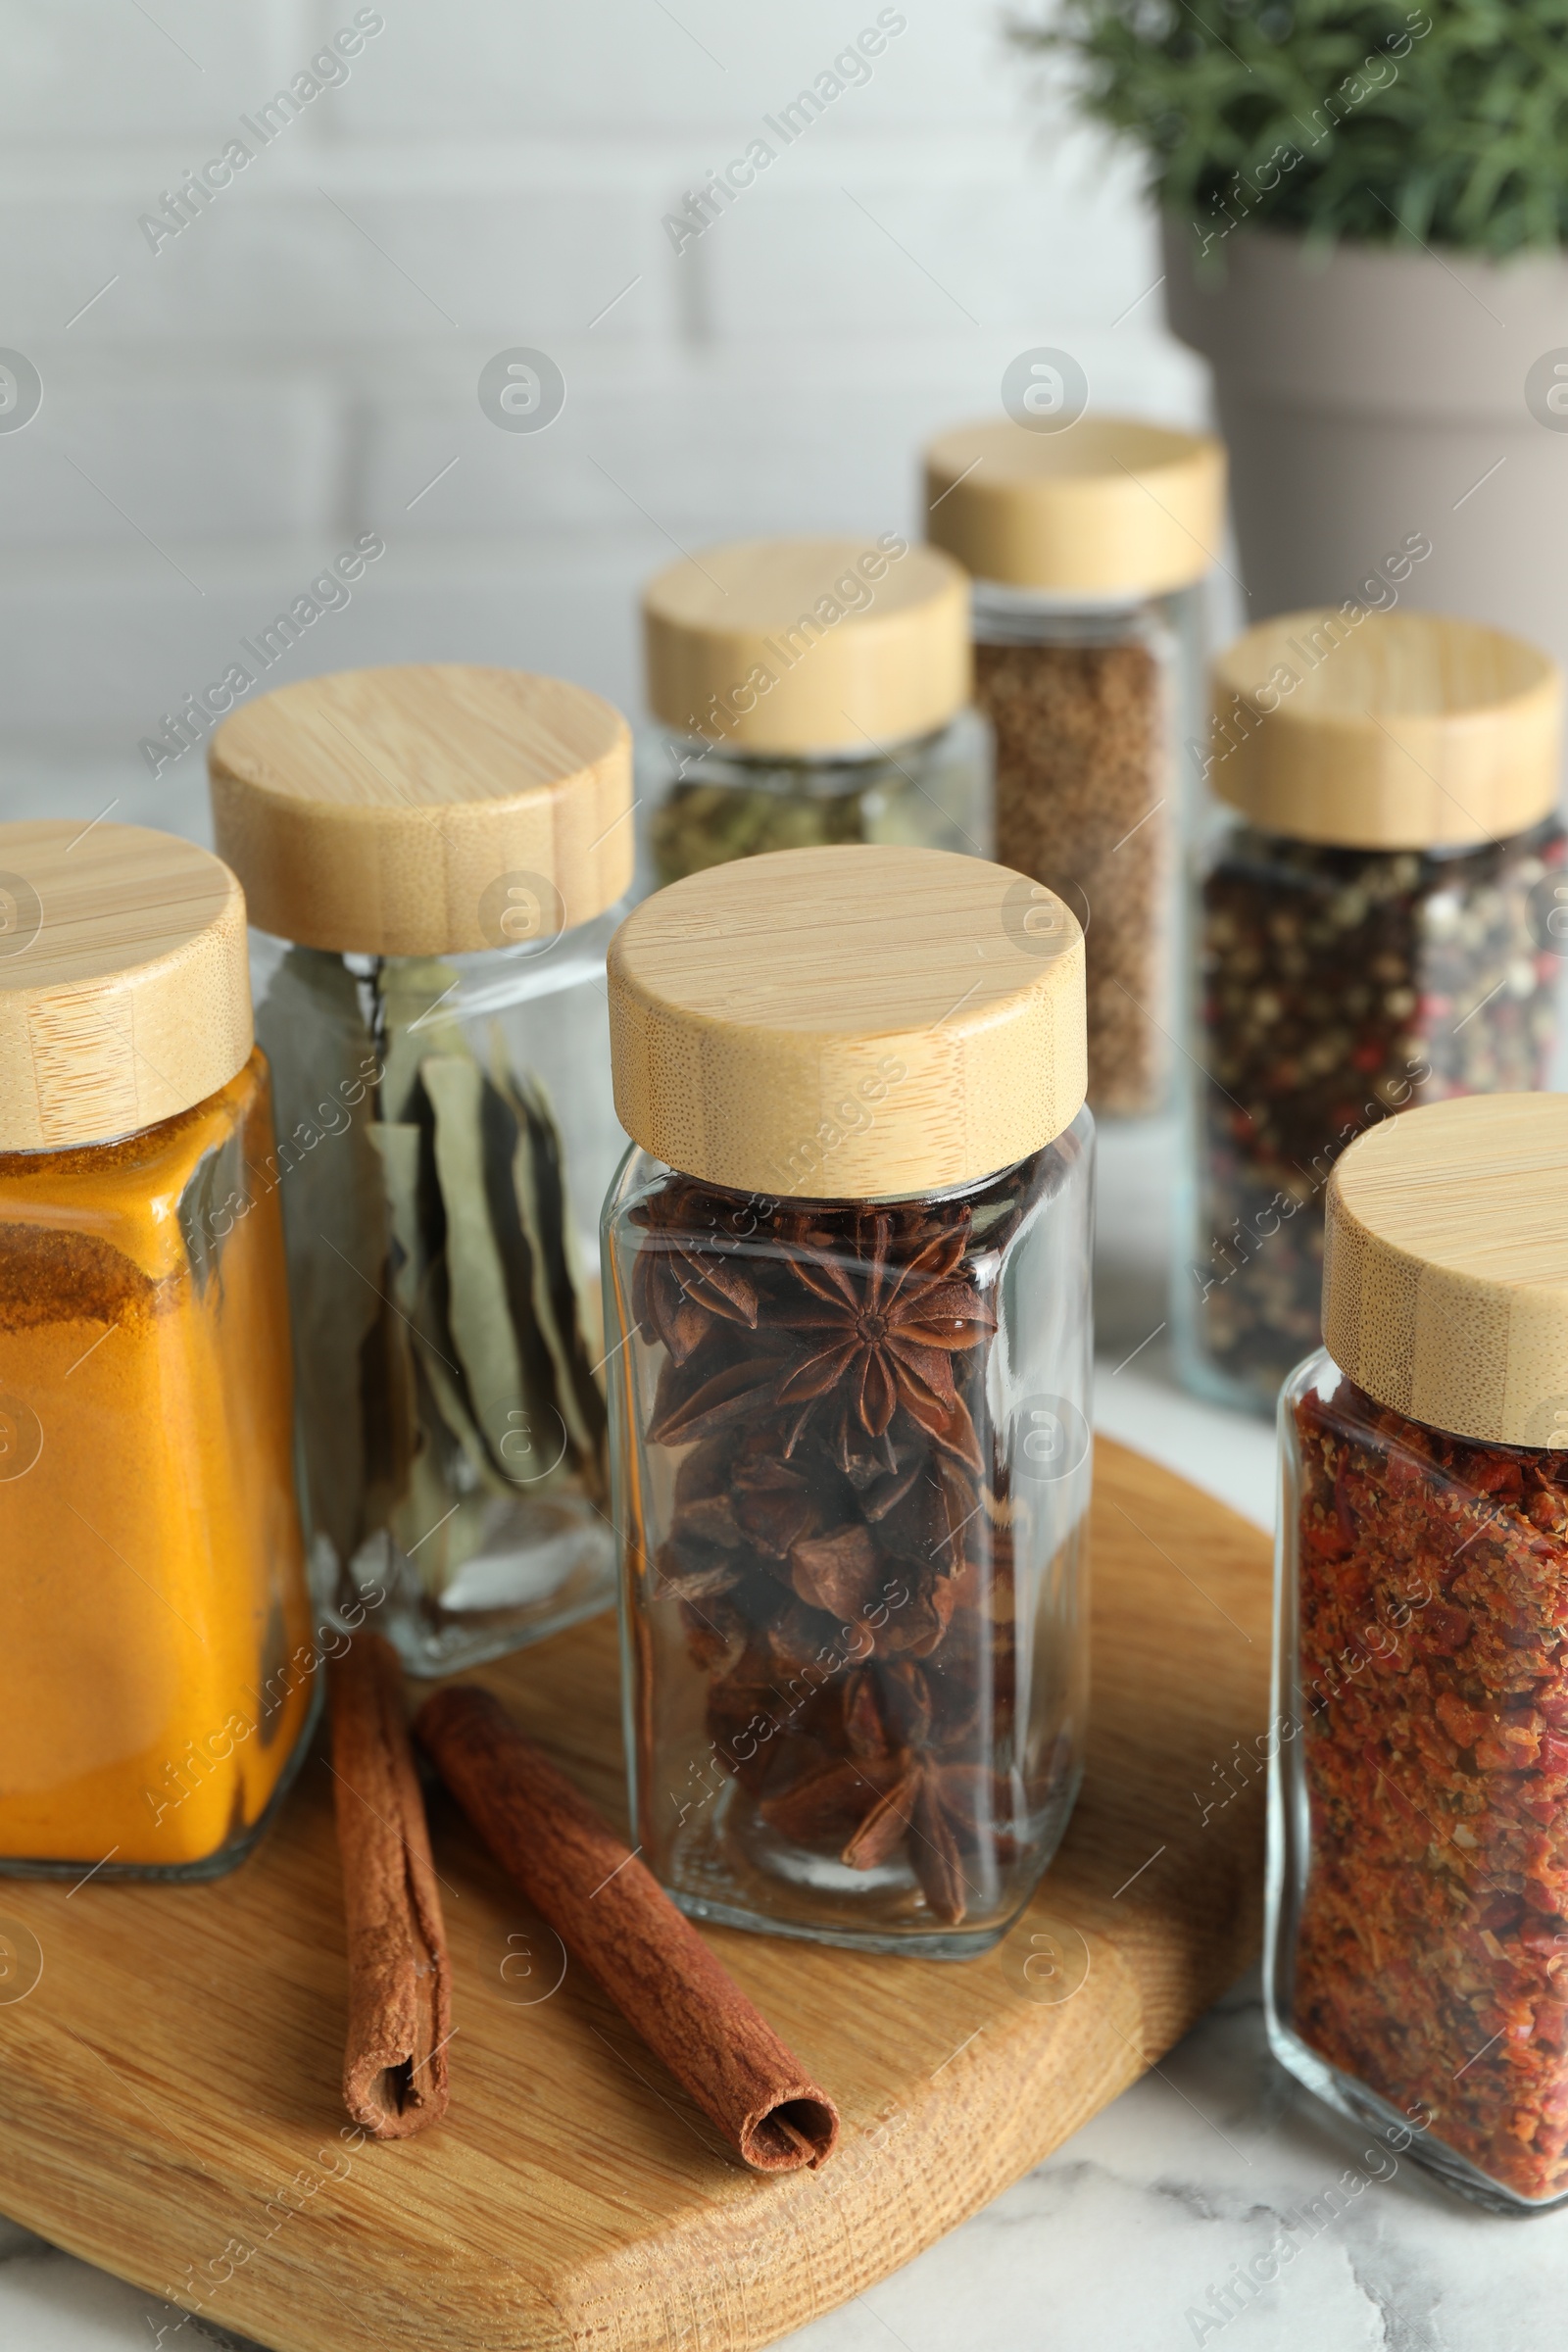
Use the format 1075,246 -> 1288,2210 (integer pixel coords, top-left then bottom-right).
639,710 -> 992,891
252,907 -> 625,1676
1268,1349 -> 1568,2211
974,581 -> 1205,1119
602,1114 -> 1095,1957
0,1051 -> 316,1877
1177,818 -> 1564,1414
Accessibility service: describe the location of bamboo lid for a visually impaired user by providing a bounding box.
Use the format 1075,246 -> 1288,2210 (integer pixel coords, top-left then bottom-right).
641,537 -> 970,757
923,416 -> 1226,596
1323,1095 -> 1568,1448
209,664 -> 633,956
0,820 -> 252,1152
607,844 -> 1086,1199
1210,611 -> 1562,850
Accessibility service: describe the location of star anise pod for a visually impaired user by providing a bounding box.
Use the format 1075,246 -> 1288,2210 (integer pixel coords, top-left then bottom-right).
772,1215 -> 995,1470
630,1180 -> 760,1363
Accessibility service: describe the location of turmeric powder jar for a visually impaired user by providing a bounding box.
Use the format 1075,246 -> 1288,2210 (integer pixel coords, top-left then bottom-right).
0,821 -> 315,1875
209,665 -> 633,1674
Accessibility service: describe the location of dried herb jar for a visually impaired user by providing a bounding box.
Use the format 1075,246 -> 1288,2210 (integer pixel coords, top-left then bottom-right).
602,842 -> 1093,1956
1179,611 -> 1564,1416
639,535 -> 990,888
210,664 -> 634,1675
926,416 -> 1226,1118
0,822 -> 314,1876
1269,1095 -> 1568,2211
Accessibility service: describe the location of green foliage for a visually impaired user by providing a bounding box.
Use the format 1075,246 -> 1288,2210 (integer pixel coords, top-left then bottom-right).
1019,1 -> 1568,255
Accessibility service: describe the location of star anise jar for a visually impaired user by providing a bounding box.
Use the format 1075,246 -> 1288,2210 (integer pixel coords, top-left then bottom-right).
1270,1095 -> 1568,2211
601,842 -> 1092,1956
1178,610 -> 1564,1416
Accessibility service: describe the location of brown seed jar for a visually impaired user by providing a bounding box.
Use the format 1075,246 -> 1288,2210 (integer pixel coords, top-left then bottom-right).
925,416 -> 1225,1120
1176,820 -> 1564,1413
979,607 -> 1187,1118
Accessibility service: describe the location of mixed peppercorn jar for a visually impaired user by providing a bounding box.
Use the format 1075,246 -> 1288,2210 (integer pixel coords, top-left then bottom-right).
1269,1094 -> 1568,2211
638,534 -> 990,887
209,664 -> 634,1675
1179,610 -> 1564,1415
0,821 -> 314,1876
925,415 -> 1226,1118
601,842 -> 1093,1956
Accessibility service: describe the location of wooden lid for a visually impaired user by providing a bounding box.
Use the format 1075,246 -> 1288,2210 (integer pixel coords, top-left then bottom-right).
924,416 -> 1226,596
641,537 -> 970,756
1210,611 -> 1562,850
607,844 -> 1086,1199
1324,1095 -> 1568,1447
0,820 -> 252,1152
208,664 -> 633,956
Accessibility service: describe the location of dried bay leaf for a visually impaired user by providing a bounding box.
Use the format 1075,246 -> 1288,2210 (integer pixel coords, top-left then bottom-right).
256,947 -> 388,1574
501,1057 -> 610,1485
473,1070 -> 574,1489
376,957 -> 466,1124
422,1054 -> 565,1495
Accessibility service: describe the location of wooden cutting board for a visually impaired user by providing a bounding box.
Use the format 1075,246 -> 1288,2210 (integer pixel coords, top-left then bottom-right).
0,1438 -> 1271,2352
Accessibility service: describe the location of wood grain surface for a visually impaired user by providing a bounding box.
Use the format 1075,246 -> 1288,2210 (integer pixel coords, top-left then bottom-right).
1324,1091 -> 1568,1448
923,416 -> 1224,598
209,664 -> 634,954
607,843 -> 1087,1199
641,537 -> 968,757
0,818 -> 251,1152
1208,609 -> 1560,850
0,1437 -> 1271,2352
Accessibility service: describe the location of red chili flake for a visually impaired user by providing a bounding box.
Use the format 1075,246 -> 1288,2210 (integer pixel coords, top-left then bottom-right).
1288,1373 -> 1568,2203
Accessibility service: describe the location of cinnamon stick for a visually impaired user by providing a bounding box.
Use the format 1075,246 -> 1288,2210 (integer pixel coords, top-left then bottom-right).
415,1684 -> 839,2173
328,1633 -> 452,2137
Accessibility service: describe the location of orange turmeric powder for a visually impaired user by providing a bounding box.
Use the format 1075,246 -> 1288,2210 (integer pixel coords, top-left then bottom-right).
0,1050 -> 315,1871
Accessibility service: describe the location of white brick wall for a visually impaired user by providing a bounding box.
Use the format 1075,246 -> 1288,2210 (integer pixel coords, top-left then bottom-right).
0,0 -> 1209,835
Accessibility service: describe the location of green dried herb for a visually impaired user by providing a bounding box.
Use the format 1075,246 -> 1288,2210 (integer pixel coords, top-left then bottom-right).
255,948 -> 388,1573
364,960 -> 608,1599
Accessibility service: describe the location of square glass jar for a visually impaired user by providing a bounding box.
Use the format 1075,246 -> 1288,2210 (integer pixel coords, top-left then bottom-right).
209,662 -> 636,1675
602,1131 -> 1094,1955
251,912 -> 625,1676
0,823 -> 316,1879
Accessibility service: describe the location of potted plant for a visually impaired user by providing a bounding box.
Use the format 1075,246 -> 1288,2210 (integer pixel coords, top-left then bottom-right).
1018,2 -> 1568,679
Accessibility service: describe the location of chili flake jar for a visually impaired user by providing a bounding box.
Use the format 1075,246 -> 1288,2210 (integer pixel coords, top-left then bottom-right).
1179,611 -> 1564,1415
1270,1093 -> 1568,2210
925,416 -> 1226,1118
639,535 -> 990,886
602,843 -> 1093,1955
209,664 -> 633,1675
0,821 -> 314,1876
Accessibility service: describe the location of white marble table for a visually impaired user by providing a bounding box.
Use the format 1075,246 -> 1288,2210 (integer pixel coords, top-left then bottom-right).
7,1121 -> 1559,2352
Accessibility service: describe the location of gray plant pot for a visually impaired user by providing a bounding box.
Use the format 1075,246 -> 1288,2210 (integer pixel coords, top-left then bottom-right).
1162,219 -> 1568,678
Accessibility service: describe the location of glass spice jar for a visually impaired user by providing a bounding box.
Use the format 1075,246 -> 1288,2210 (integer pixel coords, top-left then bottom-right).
0,821 -> 315,1876
1269,1094 -> 1568,2212
209,664 -> 634,1675
638,535 -> 990,888
1179,610 -> 1564,1416
925,416 -> 1226,1118
602,842 -> 1094,1956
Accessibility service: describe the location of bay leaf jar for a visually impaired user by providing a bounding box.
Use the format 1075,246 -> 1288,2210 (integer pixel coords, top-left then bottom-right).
1178,611 -> 1564,1417
601,843 -> 1093,1956
639,535 -> 990,885
209,664 -> 634,1675
0,821 -> 314,1876
1270,1096 -> 1568,2211
925,416 -> 1226,1118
